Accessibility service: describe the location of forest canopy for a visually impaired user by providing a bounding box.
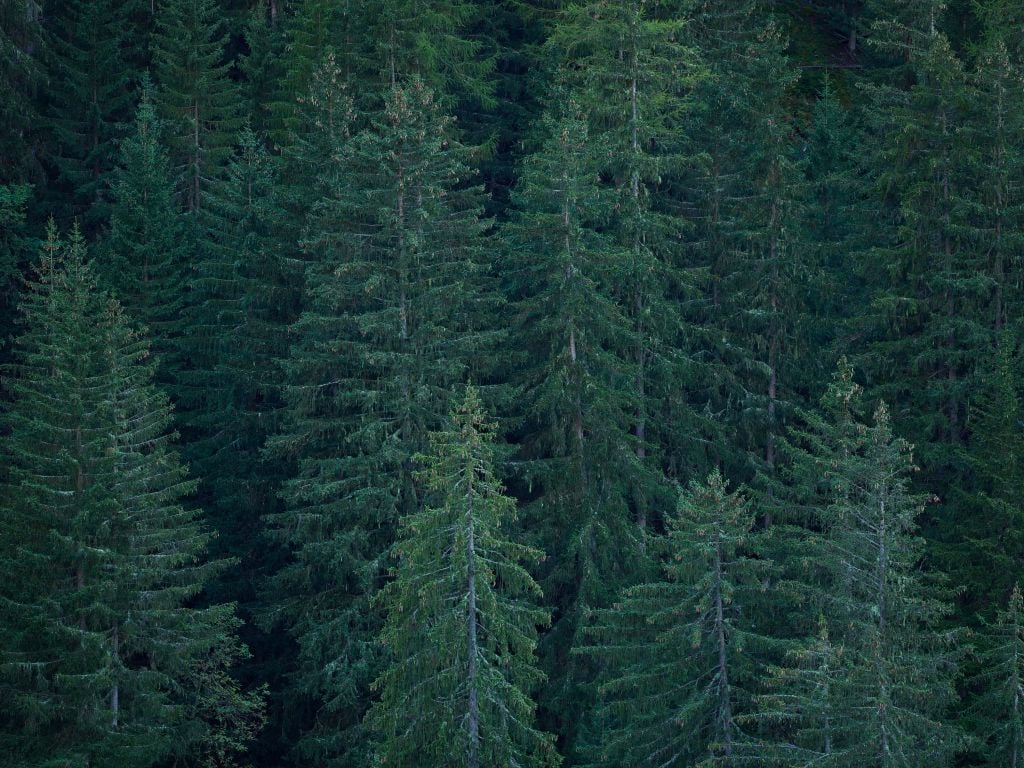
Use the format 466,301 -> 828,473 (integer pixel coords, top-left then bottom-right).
1,1 -> 1023,766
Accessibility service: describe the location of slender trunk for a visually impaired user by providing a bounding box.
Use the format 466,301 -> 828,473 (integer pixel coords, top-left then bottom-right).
465,469 -> 480,768
192,104 -> 201,213
765,189 -> 780,526
111,622 -> 120,727
628,11 -> 648,538
713,526 -> 733,756
877,492 -> 890,761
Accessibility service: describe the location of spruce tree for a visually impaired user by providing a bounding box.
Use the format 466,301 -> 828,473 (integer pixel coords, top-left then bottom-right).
580,471 -> 770,767
266,77 -> 492,767
972,6 -> 1024,335
856,7 -> 986,498
545,0 -> 704,506
503,97 -> 647,750
0,0 -> 43,184
783,361 -> 963,766
680,1 -> 814,501
967,584 -> 1024,767
951,341 -> 1024,614
102,87 -> 188,387
0,224 -> 262,767
366,387 -> 559,768
183,124 -> 296,600
0,182 -> 32,357
45,0 -> 139,226
152,0 -> 243,215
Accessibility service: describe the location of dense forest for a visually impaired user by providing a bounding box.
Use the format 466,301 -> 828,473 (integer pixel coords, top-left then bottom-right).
2,0 -> 1024,765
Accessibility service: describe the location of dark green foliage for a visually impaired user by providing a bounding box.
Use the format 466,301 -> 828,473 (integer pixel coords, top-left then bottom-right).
0,0 -> 43,184
966,584 -> 1024,766
12,0 -> 1024,765
153,0 -> 243,214
0,182 -> 32,355
951,341 -> 1024,614
183,124 -> 297,597
504,99 -> 647,748
44,0 -> 140,226
0,225 -> 262,767
367,387 -> 560,768
102,88 -> 188,385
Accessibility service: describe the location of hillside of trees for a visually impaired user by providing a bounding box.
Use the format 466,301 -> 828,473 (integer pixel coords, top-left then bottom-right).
2,0 -> 1024,765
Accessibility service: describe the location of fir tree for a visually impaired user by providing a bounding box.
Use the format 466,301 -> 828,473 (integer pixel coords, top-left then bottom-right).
856,7 -> 986,477
367,387 -> 559,768
266,77 -> 492,767
546,0 -> 704,509
152,0 -> 243,214
580,471 -> 770,767
0,0 -> 43,184
45,0 -> 139,226
971,8 -> 1024,336
967,584 -> 1024,767
951,340 -> 1024,614
102,87 -> 188,387
183,124 -> 296,600
786,361 -> 963,766
0,182 -> 32,357
0,224 -> 262,767
503,97 -> 646,750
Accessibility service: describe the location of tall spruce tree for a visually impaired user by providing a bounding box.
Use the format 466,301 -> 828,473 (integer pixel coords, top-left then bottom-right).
102,87 -> 188,387
183,124 -> 296,601
45,0 -> 139,226
152,0 -> 243,215
680,1 -> 815,503
546,0 -> 704,508
503,98 -> 645,749
855,6 -> 986,509
782,361 -> 963,766
266,77 -> 493,767
966,584 -> 1024,767
580,471 -> 770,766
950,341 -> 1024,615
0,182 -> 32,358
0,224 -> 262,767
366,387 -> 559,768
0,0 -> 43,185
971,9 -> 1024,336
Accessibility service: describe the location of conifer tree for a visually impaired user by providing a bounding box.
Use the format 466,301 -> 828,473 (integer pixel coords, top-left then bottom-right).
262,0 -> 346,147
0,0 -> 43,184
152,0 -> 243,214
0,182 -> 32,356
967,584 -> 1024,767
102,87 -> 188,386
183,124 -> 296,599
45,0 -> 139,225
784,361 -> 963,766
972,6 -> 1024,335
754,616 -> 845,765
951,341 -> 1024,614
546,0 -> 704,503
504,99 -> 645,747
367,387 -> 559,768
348,0 -> 493,110
580,471 -> 769,767
266,77 -> 492,767
680,1 -> 813,499
0,224 -> 262,767
856,8 -> 985,487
